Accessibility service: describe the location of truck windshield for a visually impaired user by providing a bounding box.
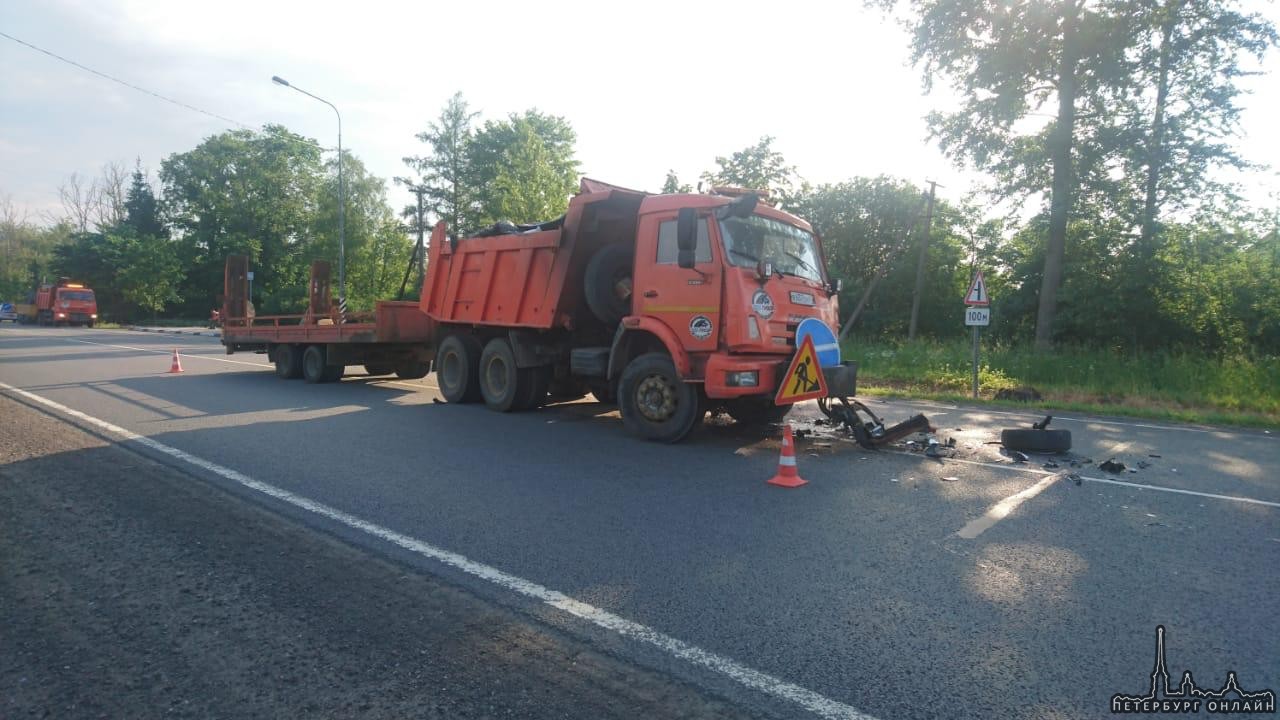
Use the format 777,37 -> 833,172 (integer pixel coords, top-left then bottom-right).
59,290 -> 94,301
718,215 -> 824,283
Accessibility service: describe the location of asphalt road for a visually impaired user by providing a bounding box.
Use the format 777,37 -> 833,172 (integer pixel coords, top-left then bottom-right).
2,325 -> 1277,719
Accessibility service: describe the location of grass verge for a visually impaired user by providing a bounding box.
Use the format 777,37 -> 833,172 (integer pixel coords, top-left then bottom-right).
843,339 -> 1280,429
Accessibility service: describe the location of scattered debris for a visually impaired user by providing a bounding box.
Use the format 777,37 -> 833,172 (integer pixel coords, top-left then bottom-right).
1136,460 -> 1152,470
432,398 -> 444,404
995,386 -> 1043,402
954,427 -> 964,431
795,428 -> 812,439
946,437 -> 957,448
1067,473 -> 1083,486
1148,454 -> 1162,458
1171,468 -> 1179,473
890,478 -> 899,483
1145,521 -> 1167,527
1099,458 -> 1126,473
1032,414 -> 1053,430
941,476 -> 959,482
814,418 -> 828,426
813,442 -> 832,449
1009,451 -> 1030,463
1043,461 -> 1060,469
1128,468 -> 1138,473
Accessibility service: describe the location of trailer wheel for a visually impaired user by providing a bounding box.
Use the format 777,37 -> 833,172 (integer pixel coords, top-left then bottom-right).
302,345 -> 340,384
394,362 -> 430,380
515,366 -> 551,410
274,345 -> 304,379
364,364 -> 395,377
619,352 -> 703,443
436,334 -> 482,403
322,362 -> 345,383
584,243 -> 635,326
725,397 -> 792,426
479,338 -> 521,412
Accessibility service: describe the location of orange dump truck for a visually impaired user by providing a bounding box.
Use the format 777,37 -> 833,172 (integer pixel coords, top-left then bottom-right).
16,278 -> 99,326
222,179 -> 928,444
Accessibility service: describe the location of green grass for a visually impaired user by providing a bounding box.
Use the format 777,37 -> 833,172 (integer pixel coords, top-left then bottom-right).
843,339 -> 1280,428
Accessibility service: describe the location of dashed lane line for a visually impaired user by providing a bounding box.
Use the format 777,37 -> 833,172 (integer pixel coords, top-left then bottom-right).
0,380 -> 875,720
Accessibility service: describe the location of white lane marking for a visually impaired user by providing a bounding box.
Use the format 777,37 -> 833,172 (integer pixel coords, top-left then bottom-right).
956,474 -> 1062,539
0,381 -> 874,720
885,398 -> 1269,437
70,339 -> 269,367
887,450 -> 1280,509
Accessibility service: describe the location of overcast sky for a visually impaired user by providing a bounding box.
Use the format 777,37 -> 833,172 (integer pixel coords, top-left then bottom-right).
2,0 -> 1277,225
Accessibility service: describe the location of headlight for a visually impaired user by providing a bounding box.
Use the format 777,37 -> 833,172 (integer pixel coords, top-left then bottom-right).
56,313 -> 66,318
726,371 -> 759,387
91,314 -> 98,318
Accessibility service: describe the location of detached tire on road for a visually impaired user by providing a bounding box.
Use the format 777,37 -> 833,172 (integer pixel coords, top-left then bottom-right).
479,338 -> 521,412
584,243 -> 634,326
619,352 -> 703,443
435,334 -> 482,403
274,344 -> 304,380
1001,428 -> 1072,453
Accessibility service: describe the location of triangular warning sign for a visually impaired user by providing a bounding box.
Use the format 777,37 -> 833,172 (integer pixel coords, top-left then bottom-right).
775,335 -> 829,405
964,271 -> 990,306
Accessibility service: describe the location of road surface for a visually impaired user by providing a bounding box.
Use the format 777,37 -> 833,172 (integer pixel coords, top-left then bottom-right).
2,325 -> 1277,719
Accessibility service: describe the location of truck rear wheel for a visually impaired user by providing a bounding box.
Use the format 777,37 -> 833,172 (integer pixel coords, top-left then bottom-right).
515,366 -> 550,410
274,345 -> 304,379
436,334 -> 482,403
584,243 -> 635,326
619,353 -> 703,443
479,339 -> 521,412
302,345 -> 342,384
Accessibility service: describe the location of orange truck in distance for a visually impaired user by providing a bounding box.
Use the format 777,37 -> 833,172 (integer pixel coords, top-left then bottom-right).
222,179 -> 930,444
15,278 -> 98,327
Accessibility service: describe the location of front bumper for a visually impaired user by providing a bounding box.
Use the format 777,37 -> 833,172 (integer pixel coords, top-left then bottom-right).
702,353 -> 858,402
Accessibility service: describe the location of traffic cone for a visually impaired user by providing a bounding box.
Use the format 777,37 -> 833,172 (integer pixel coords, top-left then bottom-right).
168,348 -> 184,374
767,423 -> 808,488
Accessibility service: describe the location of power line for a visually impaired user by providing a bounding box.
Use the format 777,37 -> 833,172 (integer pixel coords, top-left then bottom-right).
0,30 -> 253,130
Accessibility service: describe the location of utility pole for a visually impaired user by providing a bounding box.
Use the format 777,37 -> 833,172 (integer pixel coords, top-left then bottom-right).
908,180 -> 938,341
398,186 -> 428,300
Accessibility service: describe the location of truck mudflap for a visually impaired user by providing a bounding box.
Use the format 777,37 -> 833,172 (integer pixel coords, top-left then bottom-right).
816,360 -> 932,449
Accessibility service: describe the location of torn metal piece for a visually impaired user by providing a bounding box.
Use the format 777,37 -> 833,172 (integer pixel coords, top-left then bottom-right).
1032,414 -> 1053,430
1099,458 -> 1126,473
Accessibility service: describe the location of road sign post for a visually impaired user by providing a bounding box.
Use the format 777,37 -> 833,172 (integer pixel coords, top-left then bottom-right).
963,271 -> 990,399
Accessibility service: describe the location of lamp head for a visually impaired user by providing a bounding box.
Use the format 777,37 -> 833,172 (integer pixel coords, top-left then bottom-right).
271,76 -> 290,87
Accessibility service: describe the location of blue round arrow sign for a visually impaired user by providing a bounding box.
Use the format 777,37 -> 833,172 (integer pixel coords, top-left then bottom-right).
796,318 -> 841,368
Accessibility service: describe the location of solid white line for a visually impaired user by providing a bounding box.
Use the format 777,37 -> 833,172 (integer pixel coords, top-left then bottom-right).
0,380 -> 874,720
70,338 -> 269,367
956,474 -> 1061,539
886,450 -> 1280,508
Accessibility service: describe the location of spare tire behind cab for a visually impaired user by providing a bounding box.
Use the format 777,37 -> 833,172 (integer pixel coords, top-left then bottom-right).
584,243 -> 634,326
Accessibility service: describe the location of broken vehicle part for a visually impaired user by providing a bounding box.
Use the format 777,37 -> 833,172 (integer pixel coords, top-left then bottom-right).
1000,427 -> 1072,453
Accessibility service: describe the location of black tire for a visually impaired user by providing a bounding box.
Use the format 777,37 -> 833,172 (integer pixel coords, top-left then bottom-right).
394,361 -> 430,379
514,366 -> 551,410
321,362 -> 345,383
479,338 -> 521,412
619,352 -> 703,443
587,378 -> 617,404
584,243 -> 635,326
725,397 -> 792,426
302,345 -> 330,384
435,334 -> 482,403
1001,428 -> 1072,453
548,377 -> 589,401
364,364 -> 395,376
274,345 -> 304,380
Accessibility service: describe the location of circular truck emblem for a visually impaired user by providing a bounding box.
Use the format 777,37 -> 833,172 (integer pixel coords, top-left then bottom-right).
689,315 -> 714,340
751,290 -> 775,319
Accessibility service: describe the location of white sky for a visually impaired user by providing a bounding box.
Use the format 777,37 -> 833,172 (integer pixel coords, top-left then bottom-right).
2,0 -> 1278,224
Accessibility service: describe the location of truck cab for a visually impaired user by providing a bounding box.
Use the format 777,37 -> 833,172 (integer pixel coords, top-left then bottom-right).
607,191 -> 852,441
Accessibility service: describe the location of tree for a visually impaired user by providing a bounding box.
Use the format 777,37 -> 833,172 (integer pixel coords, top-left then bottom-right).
468,110 -> 580,226
111,229 -> 180,320
882,0 -> 1132,348
123,160 -> 165,239
58,172 -> 98,233
700,136 -> 799,207
400,92 -> 480,237
161,125 -> 324,315
661,170 -> 692,194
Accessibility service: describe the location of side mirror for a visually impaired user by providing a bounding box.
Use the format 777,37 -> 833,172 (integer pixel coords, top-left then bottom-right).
831,278 -> 843,293
676,208 -> 697,269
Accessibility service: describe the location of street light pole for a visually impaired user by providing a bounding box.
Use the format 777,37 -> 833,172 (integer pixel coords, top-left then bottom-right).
272,75 -> 345,314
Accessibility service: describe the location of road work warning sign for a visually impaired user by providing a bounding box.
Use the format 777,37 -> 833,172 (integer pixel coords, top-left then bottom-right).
775,335 -> 829,405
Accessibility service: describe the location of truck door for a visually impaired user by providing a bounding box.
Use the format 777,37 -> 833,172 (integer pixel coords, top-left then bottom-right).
633,212 -> 721,353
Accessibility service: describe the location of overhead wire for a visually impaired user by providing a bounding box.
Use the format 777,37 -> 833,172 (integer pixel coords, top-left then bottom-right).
0,30 -> 254,130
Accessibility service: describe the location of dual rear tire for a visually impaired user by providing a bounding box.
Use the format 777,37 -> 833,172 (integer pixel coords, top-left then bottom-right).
436,334 -> 549,412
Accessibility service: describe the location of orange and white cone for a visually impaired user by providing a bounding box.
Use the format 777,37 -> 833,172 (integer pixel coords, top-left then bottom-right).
168,348 -> 184,374
767,423 -> 808,488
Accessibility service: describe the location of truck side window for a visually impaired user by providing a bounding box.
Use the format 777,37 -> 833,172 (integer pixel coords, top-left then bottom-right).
656,219 -> 711,264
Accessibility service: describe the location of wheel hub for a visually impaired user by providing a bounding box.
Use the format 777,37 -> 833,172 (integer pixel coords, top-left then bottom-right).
636,374 -> 676,422
441,351 -> 461,388
486,356 -> 509,395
